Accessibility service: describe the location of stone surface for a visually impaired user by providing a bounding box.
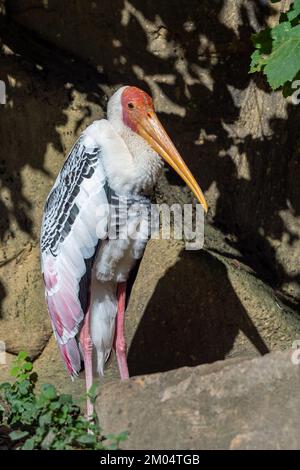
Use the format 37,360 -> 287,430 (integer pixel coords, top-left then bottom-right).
125,226 -> 300,377
1,225 -> 299,406
0,1 -> 300,450
96,350 -> 300,450
0,1 -> 298,362
0,39 -> 103,356
5,0 -> 300,301
0,245 -> 51,357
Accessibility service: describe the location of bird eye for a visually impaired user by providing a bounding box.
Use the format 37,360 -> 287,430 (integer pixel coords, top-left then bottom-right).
128,102 -> 134,109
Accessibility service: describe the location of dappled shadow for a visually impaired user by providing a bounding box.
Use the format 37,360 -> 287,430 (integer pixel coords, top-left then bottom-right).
2,0 -> 299,295
0,1 -> 299,330
128,250 -> 269,376
0,22 -> 108,244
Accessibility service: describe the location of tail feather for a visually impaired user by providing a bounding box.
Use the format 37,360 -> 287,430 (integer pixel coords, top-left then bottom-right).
90,280 -> 117,376
58,337 -> 81,377
57,280 -> 118,378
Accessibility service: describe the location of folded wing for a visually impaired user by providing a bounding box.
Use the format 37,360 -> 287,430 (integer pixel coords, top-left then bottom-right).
40,135 -> 108,376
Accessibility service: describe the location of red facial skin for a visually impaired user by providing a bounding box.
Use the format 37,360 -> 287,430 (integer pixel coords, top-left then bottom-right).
121,86 -> 154,132
120,86 -> 208,212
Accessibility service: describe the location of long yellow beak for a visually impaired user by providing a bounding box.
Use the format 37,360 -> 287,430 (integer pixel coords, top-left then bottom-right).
137,112 -> 208,213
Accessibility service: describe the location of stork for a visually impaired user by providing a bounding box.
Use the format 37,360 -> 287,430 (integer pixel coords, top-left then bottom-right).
40,86 -> 208,417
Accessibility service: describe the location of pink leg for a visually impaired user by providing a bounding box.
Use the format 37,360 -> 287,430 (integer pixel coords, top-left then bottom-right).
113,282 -> 129,380
79,309 -> 94,419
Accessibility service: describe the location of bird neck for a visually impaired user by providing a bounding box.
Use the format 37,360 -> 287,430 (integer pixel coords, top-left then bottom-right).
105,118 -> 163,196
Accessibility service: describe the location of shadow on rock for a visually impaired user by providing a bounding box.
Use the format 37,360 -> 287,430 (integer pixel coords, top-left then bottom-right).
128,250 -> 269,376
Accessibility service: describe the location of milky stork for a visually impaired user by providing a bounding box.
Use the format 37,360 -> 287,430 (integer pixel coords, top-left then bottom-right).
40,86 -> 208,416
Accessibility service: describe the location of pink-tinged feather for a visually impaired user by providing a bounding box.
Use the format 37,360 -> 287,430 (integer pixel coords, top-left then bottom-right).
47,296 -> 64,337
43,256 -> 58,290
44,272 -> 58,290
40,133 -> 109,378
43,251 -> 85,374
59,338 -> 81,376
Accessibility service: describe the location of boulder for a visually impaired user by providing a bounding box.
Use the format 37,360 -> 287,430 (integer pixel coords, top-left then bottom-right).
96,349 -> 300,450
124,226 -> 300,377
1,226 -> 299,402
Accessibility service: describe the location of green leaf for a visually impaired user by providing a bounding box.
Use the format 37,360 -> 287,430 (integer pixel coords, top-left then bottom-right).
287,0 -> 300,22
50,401 -> 61,411
40,384 -> 57,401
39,412 -> 52,427
250,28 -> 273,74
9,430 -> 29,441
250,1 -> 300,91
116,431 -> 129,442
10,366 -> 20,377
106,442 -> 118,450
22,437 -> 35,450
1,350 -> 118,450
0,382 -> 11,391
18,380 -> 30,396
17,352 -> 28,361
271,21 -> 292,48
58,394 -> 72,405
264,24 -> 300,88
76,434 -> 96,445
107,430 -> 128,443
24,362 -> 33,372
250,49 -> 266,73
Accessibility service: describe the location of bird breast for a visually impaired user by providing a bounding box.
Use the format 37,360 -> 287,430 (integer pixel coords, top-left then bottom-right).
93,192 -> 151,283
90,119 -> 164,196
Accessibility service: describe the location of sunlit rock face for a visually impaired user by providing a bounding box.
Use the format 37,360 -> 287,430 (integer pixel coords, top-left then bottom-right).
0,1 -> 299,393
0,37 -> 104,357
96,350 -> 300,450
5,0 -> 300,301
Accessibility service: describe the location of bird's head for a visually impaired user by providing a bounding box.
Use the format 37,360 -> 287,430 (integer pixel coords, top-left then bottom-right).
108,86 -> 208,213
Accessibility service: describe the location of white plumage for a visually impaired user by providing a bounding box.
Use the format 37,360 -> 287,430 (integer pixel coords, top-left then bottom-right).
41,85 -> 207,416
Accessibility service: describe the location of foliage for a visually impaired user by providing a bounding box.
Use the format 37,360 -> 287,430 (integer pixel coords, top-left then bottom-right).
0,352 -> 127,450
250,0 -> 300,94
